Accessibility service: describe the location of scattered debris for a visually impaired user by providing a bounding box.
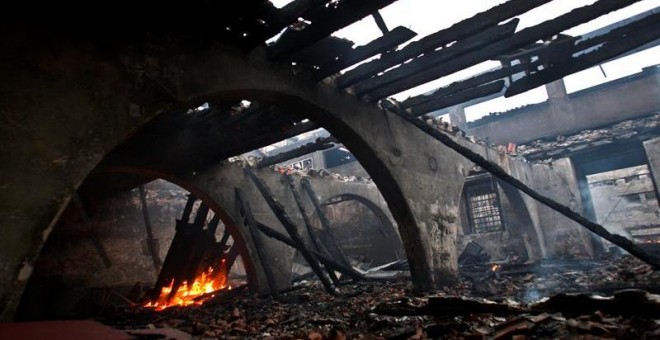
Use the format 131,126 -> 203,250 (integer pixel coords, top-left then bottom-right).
94,255 -> 660,339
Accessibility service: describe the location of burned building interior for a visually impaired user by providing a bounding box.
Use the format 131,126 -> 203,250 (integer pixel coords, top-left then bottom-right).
1,0 -> 660,338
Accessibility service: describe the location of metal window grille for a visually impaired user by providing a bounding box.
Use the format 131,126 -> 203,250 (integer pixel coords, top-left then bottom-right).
466,185 -> 504,234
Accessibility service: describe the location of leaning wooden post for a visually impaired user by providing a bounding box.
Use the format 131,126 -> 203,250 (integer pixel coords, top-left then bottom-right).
301,178 -> 353,268
284,173 -> 341,285
244,167 -> 339,295
255,222 -> 367,282
235,188 -> 280,298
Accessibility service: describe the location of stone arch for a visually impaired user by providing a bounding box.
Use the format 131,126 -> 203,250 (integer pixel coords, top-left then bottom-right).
95,167 -> 262,291
2,35 -> 473,318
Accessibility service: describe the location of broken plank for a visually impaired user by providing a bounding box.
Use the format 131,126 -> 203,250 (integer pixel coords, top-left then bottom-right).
506,13 -> 660,96
388,108 -> 660,270
268,0 -> 397,59
255,221 -> 366,281
244,167 -> 339,295
257,136 -> 337,168
407,80 -> 505,116
336,0 -> 554,88
354,19 -> 519,99
313,26 -> 417,80
365,0 -> 643,100
235,188 -> 280,298
400,62 -> 531,110
264,0 -> 329,37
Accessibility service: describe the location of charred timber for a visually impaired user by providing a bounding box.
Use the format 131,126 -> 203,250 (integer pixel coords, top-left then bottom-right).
139,185 -> 162,273
506,13 -> 660,96
235,188 -> 280,298
372,11 -> 389,34
406,80 -> 505,116
285,174 -> 341,284
365,0 -> 643,100
400,63 -> 531,110
255,222 -> 366,281
72,192 -> 112,269
354,20 -> 518,100
257,136 -> 337,168
336,0 -> 554,88
268,0 -> 397,60
389,109 -> 660,270
263,0 -> 329,38
313,26 -> 417,81
244,167 -> 339,295
300,178 -> 353,267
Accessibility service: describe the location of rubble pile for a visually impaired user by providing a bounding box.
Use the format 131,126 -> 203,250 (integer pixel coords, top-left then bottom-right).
98,255 -> 660,339
516,113 -> 660,162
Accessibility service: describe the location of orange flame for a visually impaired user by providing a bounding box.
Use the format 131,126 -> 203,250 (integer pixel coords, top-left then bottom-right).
491,264 -> 501,272
144,264 -> 229,311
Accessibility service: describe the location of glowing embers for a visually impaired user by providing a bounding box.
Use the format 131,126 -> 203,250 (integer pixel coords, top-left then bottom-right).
145,263 -> 230,311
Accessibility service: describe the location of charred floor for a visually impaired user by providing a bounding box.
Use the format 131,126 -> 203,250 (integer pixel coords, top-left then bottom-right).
1,0 -> 660,339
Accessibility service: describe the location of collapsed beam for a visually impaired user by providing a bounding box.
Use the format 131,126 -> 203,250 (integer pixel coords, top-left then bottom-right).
244,167 -> 339,295
354,20 -> 519,100
255,222 -> 366,281
365,0 -> 643,100
336,0 -> 554,88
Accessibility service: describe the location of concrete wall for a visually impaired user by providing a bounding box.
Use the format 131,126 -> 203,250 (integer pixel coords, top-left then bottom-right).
645,137 -> 660,200
468,66 -> 660,145
456,155 -> 592,262
588,165 -> 660,241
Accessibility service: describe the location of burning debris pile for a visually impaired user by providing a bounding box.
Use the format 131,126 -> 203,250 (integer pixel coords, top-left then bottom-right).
97,255 -> 660,339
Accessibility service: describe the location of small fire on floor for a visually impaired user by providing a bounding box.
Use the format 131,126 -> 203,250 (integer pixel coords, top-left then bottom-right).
145,263 -> 231,311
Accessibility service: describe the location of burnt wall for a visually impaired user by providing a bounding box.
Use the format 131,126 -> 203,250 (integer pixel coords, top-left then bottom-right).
468,66 -> 660,145
588,165 -> 660,242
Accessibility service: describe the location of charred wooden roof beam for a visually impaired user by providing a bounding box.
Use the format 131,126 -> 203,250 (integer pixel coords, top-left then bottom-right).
313,26 -> 417,81
267,0 -> 398,60
335,0 -> 554,88
354,19 -> 519,101
364,0 -> 643,100
406,80 -> 505,116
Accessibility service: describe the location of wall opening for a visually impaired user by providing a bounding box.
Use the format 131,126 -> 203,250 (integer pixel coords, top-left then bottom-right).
16,179 -> 247,320
586,164 -> 660,250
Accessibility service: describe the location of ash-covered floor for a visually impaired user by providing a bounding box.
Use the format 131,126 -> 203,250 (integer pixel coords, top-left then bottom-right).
80,254 -> 660,339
